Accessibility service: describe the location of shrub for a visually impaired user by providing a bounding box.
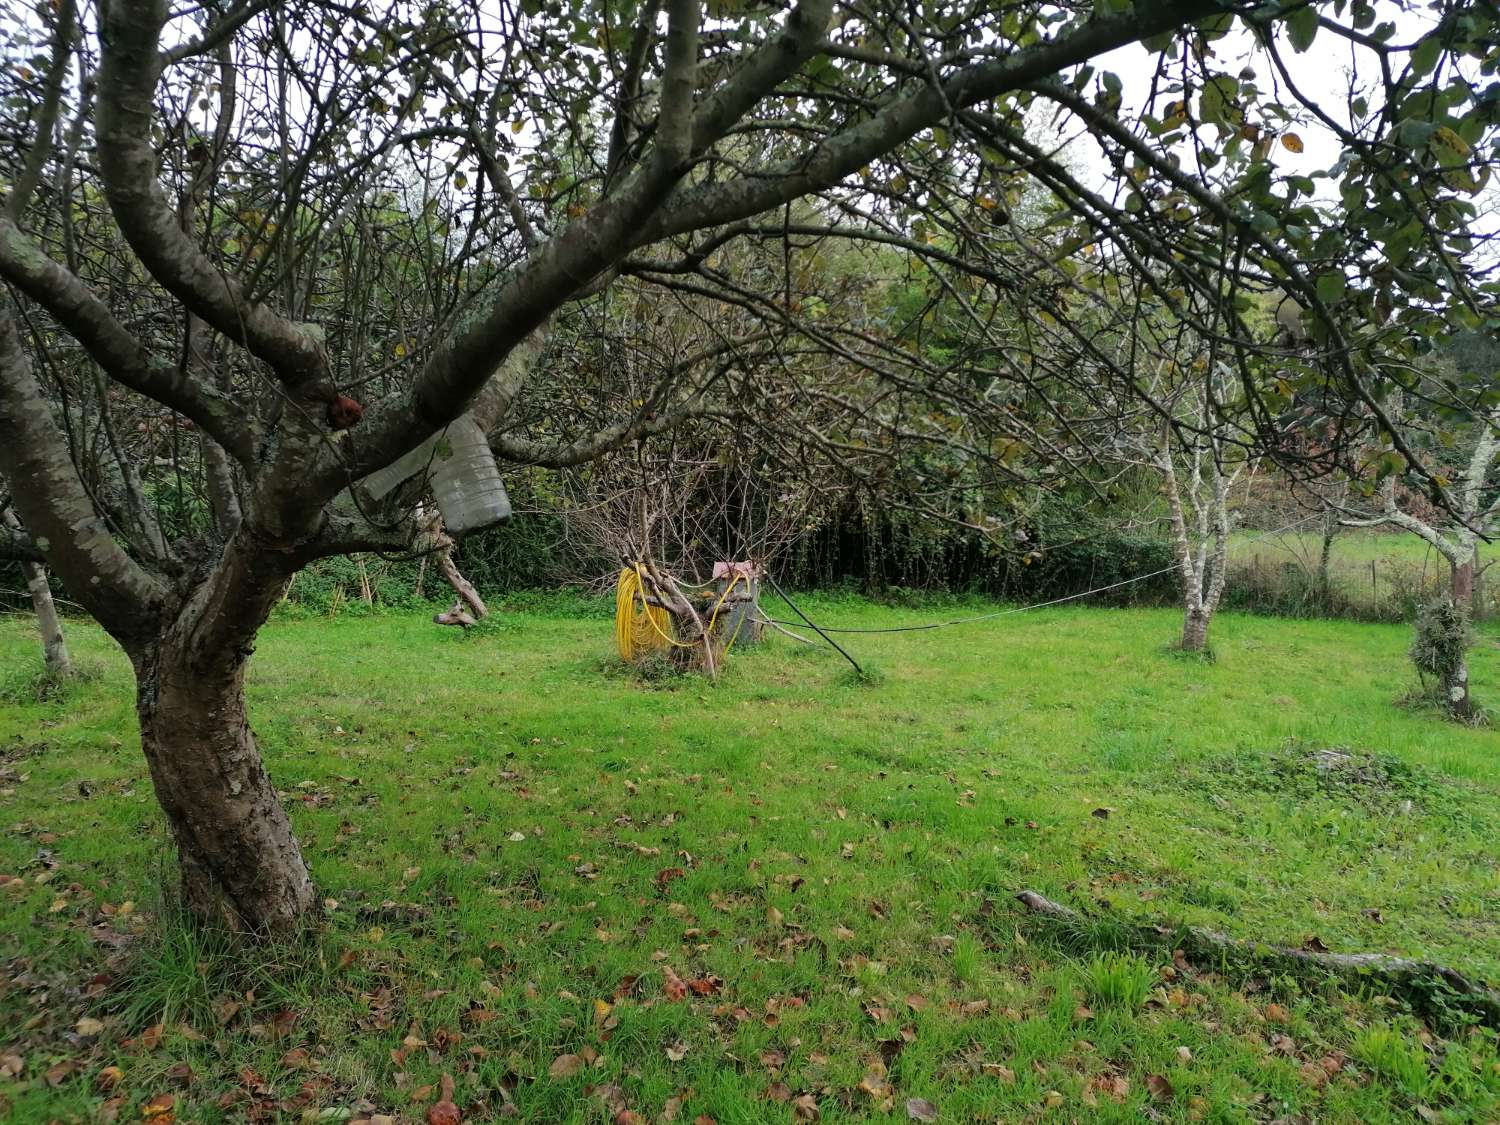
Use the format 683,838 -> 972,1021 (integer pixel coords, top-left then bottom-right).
1410,599 -> 1473,686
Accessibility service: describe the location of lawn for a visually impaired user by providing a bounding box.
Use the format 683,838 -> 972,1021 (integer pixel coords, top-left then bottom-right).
2,597 -> 1499,1123
1230,528 -> 1490,610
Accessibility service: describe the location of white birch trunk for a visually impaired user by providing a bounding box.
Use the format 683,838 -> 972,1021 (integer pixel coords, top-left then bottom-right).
3,507 -> 71,677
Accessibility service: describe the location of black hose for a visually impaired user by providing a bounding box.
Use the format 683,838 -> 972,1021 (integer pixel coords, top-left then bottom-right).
761,571 -> 864,676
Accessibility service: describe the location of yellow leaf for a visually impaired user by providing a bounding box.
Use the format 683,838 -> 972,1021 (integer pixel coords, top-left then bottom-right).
1432,125 -> 1470,157
1280,132 -> 1304,153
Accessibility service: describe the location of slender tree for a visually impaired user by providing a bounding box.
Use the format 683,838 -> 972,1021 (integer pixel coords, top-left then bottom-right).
2,500 -> 72,678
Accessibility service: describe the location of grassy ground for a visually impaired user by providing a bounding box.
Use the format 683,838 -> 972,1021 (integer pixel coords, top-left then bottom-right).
1231,529 -> 1448,568
1230,528 -> 1489,612
2,596 -> 1499,1123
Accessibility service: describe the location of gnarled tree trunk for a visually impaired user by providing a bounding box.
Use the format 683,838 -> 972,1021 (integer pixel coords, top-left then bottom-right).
132,637 -> 316,931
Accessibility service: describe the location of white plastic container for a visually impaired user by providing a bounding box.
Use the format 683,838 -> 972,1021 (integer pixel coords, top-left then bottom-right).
360,412 -> 512,533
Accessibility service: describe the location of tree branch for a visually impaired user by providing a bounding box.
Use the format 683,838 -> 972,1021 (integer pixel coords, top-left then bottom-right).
0,305 -> 166,644
96,0 -> 328,384
160,0 -> 279,66
636,0 -> 1220,241
0,216 -> 257,463
4,0 -> 77,221
491,403 -> 718,468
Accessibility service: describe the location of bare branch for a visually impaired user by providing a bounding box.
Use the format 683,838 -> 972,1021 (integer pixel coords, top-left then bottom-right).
0,305 -> 166,643
96,0 -> 328,384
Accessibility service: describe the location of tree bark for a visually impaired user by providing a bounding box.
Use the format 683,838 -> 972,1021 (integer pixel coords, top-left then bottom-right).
23,558 -> 70,677
1316,510 -> 1338,604
1445,555 -> 1478,721
1180,605 -> 1210,653
1452,554 -> 1475,610
438,548 -> 487,622
132,637 -> 317,932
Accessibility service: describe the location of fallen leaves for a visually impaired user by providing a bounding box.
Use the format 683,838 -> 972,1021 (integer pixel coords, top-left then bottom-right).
550,1053 -> 585,1078
1086,1074 -> 1128,1110
425,1073 -> 461,1125
905,1096 -> 938,1121
857,1068 -> 894,1106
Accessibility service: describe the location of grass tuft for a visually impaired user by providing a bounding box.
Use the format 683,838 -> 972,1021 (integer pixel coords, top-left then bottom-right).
0,657 -> 101,704
1081,952 -> 1157,1009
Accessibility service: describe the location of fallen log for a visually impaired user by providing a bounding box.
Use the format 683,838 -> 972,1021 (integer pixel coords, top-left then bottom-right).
1015,889 -> 1500,1029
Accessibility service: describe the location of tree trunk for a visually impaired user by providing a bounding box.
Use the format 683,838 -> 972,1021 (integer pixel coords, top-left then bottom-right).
1316,512 -> 1338,605
3,507 -> 71,676
1452,555 -> 1475,611
1442,655 -> 1477,723
132,639 -> 317,933
1445,556 -> 1478,722
1181,606 -> 1210,653
23,558 -> 71,677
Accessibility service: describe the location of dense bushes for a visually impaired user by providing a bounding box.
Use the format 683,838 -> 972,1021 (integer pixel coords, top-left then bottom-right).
5,478 -> 1489,627
782,501 -> 1179,606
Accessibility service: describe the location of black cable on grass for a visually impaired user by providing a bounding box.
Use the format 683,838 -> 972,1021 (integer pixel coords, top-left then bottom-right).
761,571 -> 864,677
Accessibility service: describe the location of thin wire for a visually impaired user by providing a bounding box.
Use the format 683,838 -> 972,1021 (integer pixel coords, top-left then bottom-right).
762,514 -> 1323,636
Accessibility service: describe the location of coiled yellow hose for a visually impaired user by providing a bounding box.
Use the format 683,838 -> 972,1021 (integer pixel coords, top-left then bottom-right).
615,566 -> 679,660
615,565 -> 748,662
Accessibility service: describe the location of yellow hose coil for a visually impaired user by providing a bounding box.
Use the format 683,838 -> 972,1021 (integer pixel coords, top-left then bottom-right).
615,565 -> 750,662
615,566 -> 679,660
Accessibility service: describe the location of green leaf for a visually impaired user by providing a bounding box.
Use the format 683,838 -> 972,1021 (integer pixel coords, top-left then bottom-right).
1315,272 -> 1347,304
1410,35 -> 1442,79
1286,7 -> 1319,52
1200,75 -> 1241,129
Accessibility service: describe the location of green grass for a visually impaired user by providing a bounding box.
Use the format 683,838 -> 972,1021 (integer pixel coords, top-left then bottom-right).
1233,528 -> 1450,568
2,596 -> 1499,1122
1232,527 -> 1484,594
